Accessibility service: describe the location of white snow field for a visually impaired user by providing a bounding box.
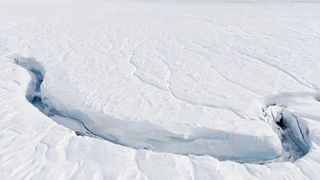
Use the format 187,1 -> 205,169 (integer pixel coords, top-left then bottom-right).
1,0 -> 320,179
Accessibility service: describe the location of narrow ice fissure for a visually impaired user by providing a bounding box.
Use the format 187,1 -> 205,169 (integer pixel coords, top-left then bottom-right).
14,58 -> 106,140
14,57 -> 310,164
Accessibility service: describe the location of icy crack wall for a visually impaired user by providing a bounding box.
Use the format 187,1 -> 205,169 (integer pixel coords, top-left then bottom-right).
14,57 -> 310,164
262,105 -> 309,162
14,58 -> 101,139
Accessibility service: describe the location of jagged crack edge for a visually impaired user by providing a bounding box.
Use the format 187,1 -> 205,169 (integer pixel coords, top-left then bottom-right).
13,57 -> 310,164
14,57 -> 109,141
264,105 -> 310,162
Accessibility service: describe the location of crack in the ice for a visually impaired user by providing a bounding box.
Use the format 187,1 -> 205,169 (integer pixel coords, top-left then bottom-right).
156,51 -> 247,120
291,114 -> 307,143
234,50 -> 314,90
14,58 -> 106,141
128,54 -> 169,92
262,105 -> 309,162
14,57 -> 310,164
182,44 -> 264,96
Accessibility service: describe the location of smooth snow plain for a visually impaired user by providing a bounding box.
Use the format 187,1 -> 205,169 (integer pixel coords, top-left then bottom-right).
1,1 -> 320,179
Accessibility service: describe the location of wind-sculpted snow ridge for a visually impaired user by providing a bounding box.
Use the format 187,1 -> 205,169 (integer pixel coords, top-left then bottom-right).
14,57 -> 310,164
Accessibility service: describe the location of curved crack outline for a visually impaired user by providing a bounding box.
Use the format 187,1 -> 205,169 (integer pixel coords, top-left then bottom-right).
14,57 -> 104,140
14,57 -> 310,164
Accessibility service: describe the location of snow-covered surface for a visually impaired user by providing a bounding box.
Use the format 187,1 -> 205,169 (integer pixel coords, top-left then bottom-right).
1,1 -> 320,179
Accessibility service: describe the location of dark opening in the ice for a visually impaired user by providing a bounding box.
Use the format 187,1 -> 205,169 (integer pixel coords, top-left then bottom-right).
14,57 -> 310,164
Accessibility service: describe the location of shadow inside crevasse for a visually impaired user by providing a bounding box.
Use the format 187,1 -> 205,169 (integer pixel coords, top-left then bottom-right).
13,56 -> 310,164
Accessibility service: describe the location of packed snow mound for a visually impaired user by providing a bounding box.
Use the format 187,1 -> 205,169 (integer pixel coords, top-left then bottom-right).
1,1 -> 320,179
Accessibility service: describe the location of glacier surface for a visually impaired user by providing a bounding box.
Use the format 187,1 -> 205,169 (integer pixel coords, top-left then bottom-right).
0,1 -> 320,179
